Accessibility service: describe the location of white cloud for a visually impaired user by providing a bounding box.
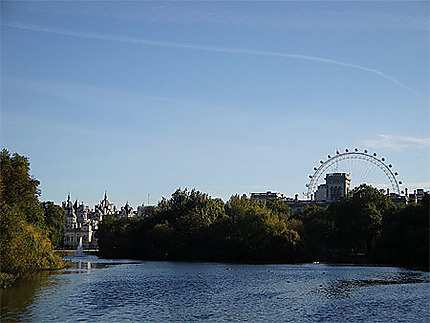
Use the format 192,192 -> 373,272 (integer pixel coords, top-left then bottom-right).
363,134 -> 430,150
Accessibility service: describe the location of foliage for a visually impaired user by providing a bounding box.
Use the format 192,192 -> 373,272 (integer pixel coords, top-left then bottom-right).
96,216 -> 142,259
96,185 -> 429,267
97,189 -> 300,263
293,205 -> 331,261
0,272 -> 17,288
374,194 -> 429,268
220,195 -> 299,261
0,149 -> 44,226
293,185 -> 428,267
262,198 -> 291,220
42,202 -> 66,249
1,149 -> 64,280
1,204 -> 64,276
326,185 -> 395,249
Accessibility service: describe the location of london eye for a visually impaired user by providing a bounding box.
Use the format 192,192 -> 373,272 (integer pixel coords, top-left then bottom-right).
305,148 -> 402,198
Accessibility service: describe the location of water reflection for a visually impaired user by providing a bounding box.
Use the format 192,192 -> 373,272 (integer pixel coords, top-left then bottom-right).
62,255 -> 141,274
1,261 -> 429,322
0,271 -> 58,322
63,261 -> 92,274
1,255 -> 141,321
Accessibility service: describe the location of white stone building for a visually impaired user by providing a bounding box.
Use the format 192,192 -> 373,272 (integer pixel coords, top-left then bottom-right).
314,173 -> 351,202
62,192 -> 134,249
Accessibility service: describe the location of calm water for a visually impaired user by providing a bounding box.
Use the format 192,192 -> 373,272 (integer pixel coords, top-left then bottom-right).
1,256 -> 429,322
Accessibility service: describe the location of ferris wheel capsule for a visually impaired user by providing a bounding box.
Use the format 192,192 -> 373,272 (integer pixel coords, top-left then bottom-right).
364,150 -> 368,153
328,155 -> 331,159
314,167 -> 317,171
381,158 -> 385,162
373,153 -> 377,156
355,148 -> 358,152
345,148 -> 349,152
399,181 -> 402,185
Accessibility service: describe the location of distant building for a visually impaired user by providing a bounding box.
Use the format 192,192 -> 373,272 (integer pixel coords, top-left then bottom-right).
137,204 -> 156,218
416,188 -> 425,203
314,184 -> 327,201
93,192 -> 116,220
250,191 -> 286,201
118,201 -> 136,218
314,173 -> 350,202
404,188 -> 427,204
62,194 -> 97,249
62,192 -> 137,249
137,204 -> 146,217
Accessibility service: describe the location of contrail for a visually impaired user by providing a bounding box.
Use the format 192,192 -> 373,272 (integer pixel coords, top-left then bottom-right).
2,22 -> 424,97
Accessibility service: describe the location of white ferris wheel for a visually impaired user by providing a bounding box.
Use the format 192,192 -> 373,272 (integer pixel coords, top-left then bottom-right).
305,148 -> 402,198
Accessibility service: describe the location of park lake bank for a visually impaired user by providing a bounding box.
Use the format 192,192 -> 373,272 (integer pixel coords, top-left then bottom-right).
1,255 -> 430,322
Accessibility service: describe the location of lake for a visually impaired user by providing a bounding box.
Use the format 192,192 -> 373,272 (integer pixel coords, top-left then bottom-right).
1,256 -> 429,322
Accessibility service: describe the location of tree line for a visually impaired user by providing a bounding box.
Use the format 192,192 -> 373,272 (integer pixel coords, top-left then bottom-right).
97,185 -> 429,269
1,149 -> 66,287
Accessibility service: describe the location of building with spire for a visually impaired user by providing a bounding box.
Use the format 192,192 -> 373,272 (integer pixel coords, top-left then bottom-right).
62,192 -> 137,249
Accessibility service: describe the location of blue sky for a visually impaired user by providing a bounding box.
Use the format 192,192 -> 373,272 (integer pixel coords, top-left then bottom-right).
1,1 -> 429,207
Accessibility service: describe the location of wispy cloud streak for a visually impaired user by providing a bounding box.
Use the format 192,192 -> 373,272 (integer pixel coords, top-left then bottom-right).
3,22 -> 424,97
363,134 -> 430,150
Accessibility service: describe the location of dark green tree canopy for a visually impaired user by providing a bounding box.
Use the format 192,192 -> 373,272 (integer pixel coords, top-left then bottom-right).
42,202 -> 66,248
1,149 -> 44,226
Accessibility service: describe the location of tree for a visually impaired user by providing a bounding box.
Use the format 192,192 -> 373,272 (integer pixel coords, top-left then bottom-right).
326,184 -> 395,258
0,149 -> 44,226
1,149 -> 63,279
375,194 -> 429,267
96,216 -> 142,259
222,195 -> 299,261
263,198 -> 291,220
294,204 -> 331,261
96,189 -> 300,263
42,202 -> 66,248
